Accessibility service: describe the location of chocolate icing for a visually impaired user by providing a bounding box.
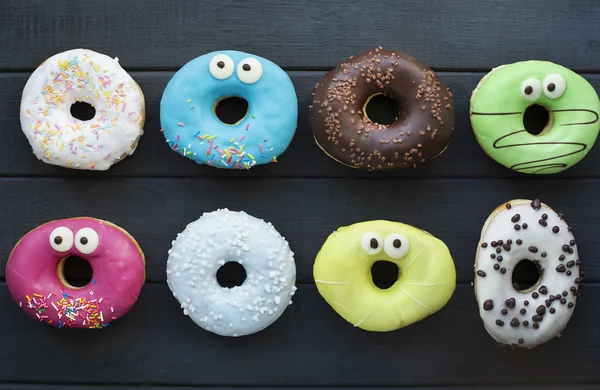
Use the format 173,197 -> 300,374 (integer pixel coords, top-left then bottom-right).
310,47 -> 454,170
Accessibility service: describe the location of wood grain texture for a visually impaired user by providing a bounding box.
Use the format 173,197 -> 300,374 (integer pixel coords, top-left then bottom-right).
2,387 -> 598,390
3,72 -> 600,178
2,0 -> 600,71
0,178 -> 597,283
1,283 -> 599,386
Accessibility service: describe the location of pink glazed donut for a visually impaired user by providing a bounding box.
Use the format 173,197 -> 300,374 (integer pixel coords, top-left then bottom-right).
6,218 -> 145,328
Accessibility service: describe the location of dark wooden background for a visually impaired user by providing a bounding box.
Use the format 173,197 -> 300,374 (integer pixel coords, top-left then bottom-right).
2,1 -> 600,389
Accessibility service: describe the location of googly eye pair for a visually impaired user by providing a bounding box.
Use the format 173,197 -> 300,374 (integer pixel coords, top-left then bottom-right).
521,74 -> 566,101
49,226 -> 99,254
209,54 -> 263,84
360,232 -> 410,259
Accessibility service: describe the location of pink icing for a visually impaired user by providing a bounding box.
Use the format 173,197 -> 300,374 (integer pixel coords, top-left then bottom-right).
6,218 -> 145,328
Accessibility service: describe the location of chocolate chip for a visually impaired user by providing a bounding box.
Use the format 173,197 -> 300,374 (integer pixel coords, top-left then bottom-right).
511,214 -> 520,222
536,305 -> 546,315
524,300 -> 529,306
500,268 -> 506,274
393,239 -> 401,248
497,240 -> 504,246
552,226 -> 560,233
550,308 -> 556,314
494,264 -> 500,270
505,298 -> 516,308
491,241 -> 497,247
531,199 -> 542,210
518,338 -> 524,344
545,299 -> 552,307
533,323 -> 540,329
566,271 -> 572,276
481,242 -> 488,248
217,61 -> 225,68
575,277 -> 582,284
562,245 -> 571,252
541,252 -> 547,258
524,86 -> 533,95
523,320 -> 529,327
539,286 -> 548,295
532,315 -> 543,322
532,292 -> 539,299
491,254 -> 496,259
370,238 -> 379,249
483,300 -> 494,311
568,302 -> 574,308
559,255 -> 565,261
506,203 -> 512,209
496,247 -> 502,254
503,244 -> 511,252
477,270 -> 487,277
54,236 -> 63,245
562,291 -> 568,297
514,224 -> 521,231
520,308 -> 527,315
541,213 -> 548,220
522,223 -> 528,229
556,264 -> 566,273
528,246 -> 538,253
496,320 -> 504,326
570,239 -> 576,246
569,248 -> 574,254
539,219 -> 548,227
555,294 -> 561,300
507,240 -> 512,245
560,298 -> 567,304
547,83 -> 556,92
510,318 -> 520,327
497,256 -> 503,262
242,64 -> 251,71
501,309 -> 508,315
567,260 -> 575,268
516,239 -> 523,245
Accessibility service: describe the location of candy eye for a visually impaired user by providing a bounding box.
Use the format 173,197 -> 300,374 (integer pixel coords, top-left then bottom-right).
543,74 -> 566,99
49,227 -> 74,252
384,234 -> 410,259
237,58 -> 263,84
75,228 -> 99,255
209,54 -> 234,80
360,232 -> 383,255
521,78 -> 542,101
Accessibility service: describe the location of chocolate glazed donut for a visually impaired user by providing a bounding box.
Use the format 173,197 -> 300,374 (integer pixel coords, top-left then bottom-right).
310,47 -> 454,170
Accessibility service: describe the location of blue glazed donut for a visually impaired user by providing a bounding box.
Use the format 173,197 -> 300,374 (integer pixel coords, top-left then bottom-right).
160,51 -> 298,169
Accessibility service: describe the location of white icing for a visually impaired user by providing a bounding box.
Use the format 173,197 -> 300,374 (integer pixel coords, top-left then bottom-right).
236,57 -> 263,84
475,200 -> 581,348
75,227 -> 99,254
359,232 -> 382,255
49,226 -> 73,252
209,54 -> 234,80
166,209 -> 297,337
520,78 -> 542,101
20,49 -> 145,170
383,233 -> 409,259
543,73 -> 567,99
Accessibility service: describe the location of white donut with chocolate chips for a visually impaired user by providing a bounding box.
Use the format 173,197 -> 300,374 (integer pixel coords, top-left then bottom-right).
474,199 -> 582,348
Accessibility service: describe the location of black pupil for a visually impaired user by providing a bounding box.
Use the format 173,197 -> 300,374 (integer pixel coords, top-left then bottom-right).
54,236 -> 63,245
369,238 -> 379,249
217,61 -> 225,69
242,64 -> 251,71
524,86 -> 533,95
547,83 -> 556,92
80,237 -> 88,245
393,239 -> 402,248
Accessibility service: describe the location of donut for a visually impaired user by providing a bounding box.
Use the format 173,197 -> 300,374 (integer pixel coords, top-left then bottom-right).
160,51 -> 297,169
313,220 -> 456,331
470,61 -> 600,174
166,209 -> 297,337
20,49 -> 145,170
474,199 -> 582,348
310,47 -> 454,170
6,218 -> 146,328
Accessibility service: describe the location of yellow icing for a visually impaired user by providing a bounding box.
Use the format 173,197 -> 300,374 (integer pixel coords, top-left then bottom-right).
313,220 -> 456,331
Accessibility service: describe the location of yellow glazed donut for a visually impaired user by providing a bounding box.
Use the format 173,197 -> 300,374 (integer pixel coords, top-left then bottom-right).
313,220 -> 456,331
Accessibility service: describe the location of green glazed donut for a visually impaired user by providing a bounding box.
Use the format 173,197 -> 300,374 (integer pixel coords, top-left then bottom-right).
470,61 -> 600,174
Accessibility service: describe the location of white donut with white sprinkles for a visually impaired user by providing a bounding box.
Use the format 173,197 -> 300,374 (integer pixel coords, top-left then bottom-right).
166,209 -> 297,337
475,199 -> 582,348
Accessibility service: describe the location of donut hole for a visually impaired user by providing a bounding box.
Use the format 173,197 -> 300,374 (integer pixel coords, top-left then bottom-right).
370,260 -> 400,290
57,256 -> 93,289
70,101 -> 96,121
216,261 -> 247,288
363,93 -> 401,125
512,259 -> 544,293
523,104 -> 553,136
214,96 -> 249,125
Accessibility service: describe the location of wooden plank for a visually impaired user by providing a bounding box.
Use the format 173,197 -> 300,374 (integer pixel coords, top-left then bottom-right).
0,283 -> 598,386
1,386 -> 598,390
0,178 -> 597,283
2,72 -> 600,178
2,0 -> 600,71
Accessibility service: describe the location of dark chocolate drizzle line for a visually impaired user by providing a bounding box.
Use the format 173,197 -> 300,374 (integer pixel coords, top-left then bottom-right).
471,111 -> 522,116
493,130 -> 587,174
553,109 -> 599,126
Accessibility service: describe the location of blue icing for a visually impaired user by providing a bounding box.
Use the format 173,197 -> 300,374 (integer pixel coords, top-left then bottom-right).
160,51 -> 297,169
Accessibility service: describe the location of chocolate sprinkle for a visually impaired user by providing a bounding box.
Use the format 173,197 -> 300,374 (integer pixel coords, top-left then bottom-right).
503,244 -> 511,252
481,242 -> 488,248
510,318 -> 520,327
550,308 -> 556,314
567,271 -> 572,276
514,224 -> 521,231
541,252 -> 547,258
501,309 -> 508,315
536,305 -> 546,315
539,286 -> 548,295
491,254 -> 496,259
570,239 -> 576,246
531,199 -> 542,210
500,268 -> 506,274
511,214 -> 520,222
505,298 -> 516,308
560,298 -> 567,304
523,320 -> 529,327
516,239 -> 523,245
520,308 -> 527,315
491,241 -> 497,247
556,264 -> 566,273
483,300 -> 494,311
532,292 -> 539,299
494,264 -> 500,270
533,323 -> 540,329
496,247 -> 502,254
524,300 -> 529,306
552,226 -> 560,233
477,270 -> 487,277
518,338 -> 524,344
545,299 -> 552,307
562,291 -> 568,296
496,320 -> 504,326
497,256 -> 503,262
532,315 -> 543,322
528,246 -> 538,253
567,260 -> 575,268
506,203 -> 512,209
522,223 -> 528,229
539,219 -> 548,227
562,245 -> 571,252
568,302 -> 574,308
559,254 -> 565,261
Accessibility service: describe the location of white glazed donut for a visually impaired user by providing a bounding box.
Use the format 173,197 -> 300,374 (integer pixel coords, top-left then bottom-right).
475,199 -> 582,348
166,209 -> 297,337
20,49 -> 145,170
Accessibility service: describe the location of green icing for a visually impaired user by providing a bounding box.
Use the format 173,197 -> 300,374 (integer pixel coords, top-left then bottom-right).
470,61 -> 600,174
